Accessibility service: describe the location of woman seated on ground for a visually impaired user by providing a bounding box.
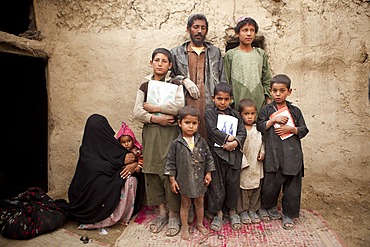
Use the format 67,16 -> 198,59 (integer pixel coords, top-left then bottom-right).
67,114 -> 145,230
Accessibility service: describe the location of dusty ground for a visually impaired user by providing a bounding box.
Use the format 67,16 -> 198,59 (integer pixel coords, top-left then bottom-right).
63,220 -> 126,246
63,179 -> 370,247
301,179 -> 370,247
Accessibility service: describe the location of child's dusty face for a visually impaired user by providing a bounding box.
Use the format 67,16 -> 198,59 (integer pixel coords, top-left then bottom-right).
240,106 -> 257,125
237,23 -> 256,46
212,91 -> 232,111
119,135 -> 134,150
150,53 -> 172,79
178,115 -> 199,138
271,83 -> 291,105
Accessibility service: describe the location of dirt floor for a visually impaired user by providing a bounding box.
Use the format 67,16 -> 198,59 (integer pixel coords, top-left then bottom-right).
300,181 -> 370,247
63,180 -> 370,247
63,220 -> 126,246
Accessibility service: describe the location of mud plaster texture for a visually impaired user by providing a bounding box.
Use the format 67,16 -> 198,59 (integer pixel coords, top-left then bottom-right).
1,0 -> 369,246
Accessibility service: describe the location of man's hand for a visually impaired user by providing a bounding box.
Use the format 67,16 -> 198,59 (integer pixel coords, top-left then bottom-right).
183,78 -> 200,99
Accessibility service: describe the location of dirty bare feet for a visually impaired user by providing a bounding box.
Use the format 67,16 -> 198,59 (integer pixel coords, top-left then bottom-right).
181,226 -> 190,240
196,224 -> 209,236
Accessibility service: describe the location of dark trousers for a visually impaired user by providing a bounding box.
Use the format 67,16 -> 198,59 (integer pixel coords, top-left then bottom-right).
206,155 -> 240,214
261,169 -> 302,218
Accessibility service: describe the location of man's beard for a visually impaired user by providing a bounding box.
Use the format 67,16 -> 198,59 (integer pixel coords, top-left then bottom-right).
191,34 -> 205,47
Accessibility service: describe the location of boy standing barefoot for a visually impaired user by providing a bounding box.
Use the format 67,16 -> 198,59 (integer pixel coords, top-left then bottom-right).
165,106 -> 215,240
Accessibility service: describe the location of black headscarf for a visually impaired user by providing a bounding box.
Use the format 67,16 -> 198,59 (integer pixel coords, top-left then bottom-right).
67,114 -> 131,224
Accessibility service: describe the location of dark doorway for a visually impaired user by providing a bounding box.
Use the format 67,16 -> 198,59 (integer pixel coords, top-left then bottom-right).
0,52 -> 48,199
0,0 -> 34,36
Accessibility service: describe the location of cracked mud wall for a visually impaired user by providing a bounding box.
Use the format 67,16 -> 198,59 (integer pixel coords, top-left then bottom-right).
34,0 -> 369,200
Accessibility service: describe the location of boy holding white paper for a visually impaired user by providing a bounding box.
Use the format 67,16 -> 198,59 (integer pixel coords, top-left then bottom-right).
133,48 -> 184,237
256,74 -> 309,230
204,82 -> 246,231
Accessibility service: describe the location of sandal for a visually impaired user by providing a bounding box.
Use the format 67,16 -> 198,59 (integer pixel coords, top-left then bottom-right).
240,211 -> 251,224
229,214 -> 242,230
267,206 -> 281,220
257,208 -> 271,222
149,215 -> 168,233
210,215 -> 223,231
248,210 -> 261,224
165,217 -> 180,237
282,214 -> 294,230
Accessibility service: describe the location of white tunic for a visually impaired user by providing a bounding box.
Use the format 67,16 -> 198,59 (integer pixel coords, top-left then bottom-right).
240,124 -> 264,190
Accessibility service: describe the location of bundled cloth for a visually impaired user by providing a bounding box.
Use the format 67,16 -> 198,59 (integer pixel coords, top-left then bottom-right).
0,187 -> 67,240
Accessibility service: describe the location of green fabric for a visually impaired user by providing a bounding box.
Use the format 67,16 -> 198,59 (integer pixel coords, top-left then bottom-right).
144,173 -> 180,211
224,47 -> 272,113
142,124 -> 179,174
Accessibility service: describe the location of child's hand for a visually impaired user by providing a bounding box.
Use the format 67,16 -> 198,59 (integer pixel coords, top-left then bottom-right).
143,102 -> 160,113
227,135 -> 235,142
273,115 -> 289,124
138,155 -> 144,167
170,180 -> 180,194
204,173 -> 212,186
274,124 -> 293,136
257,152 -> 265,161
133,149 -> 142,157
124,153 -> 136,165
152,115 -> 175,126
223,140 -> 238,151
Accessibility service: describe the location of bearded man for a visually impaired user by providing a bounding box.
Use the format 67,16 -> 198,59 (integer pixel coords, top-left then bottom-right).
171,13 -> 226,141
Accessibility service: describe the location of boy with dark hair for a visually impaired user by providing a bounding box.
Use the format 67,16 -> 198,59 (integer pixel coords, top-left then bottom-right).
164,105 -> 215,240
224,16 -> 272,113
237,98 -> 265,224
257,74 -> 309,230
204,82 -> 247,231
133,47 -> 185,237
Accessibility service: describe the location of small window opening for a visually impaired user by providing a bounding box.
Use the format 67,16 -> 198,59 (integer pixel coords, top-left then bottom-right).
225,36 -> 266,52
0,0 -> 42,40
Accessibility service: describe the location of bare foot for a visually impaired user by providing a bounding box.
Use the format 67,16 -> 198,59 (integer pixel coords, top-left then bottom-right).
196,224 -> 209,236
181,227 -> 190,240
